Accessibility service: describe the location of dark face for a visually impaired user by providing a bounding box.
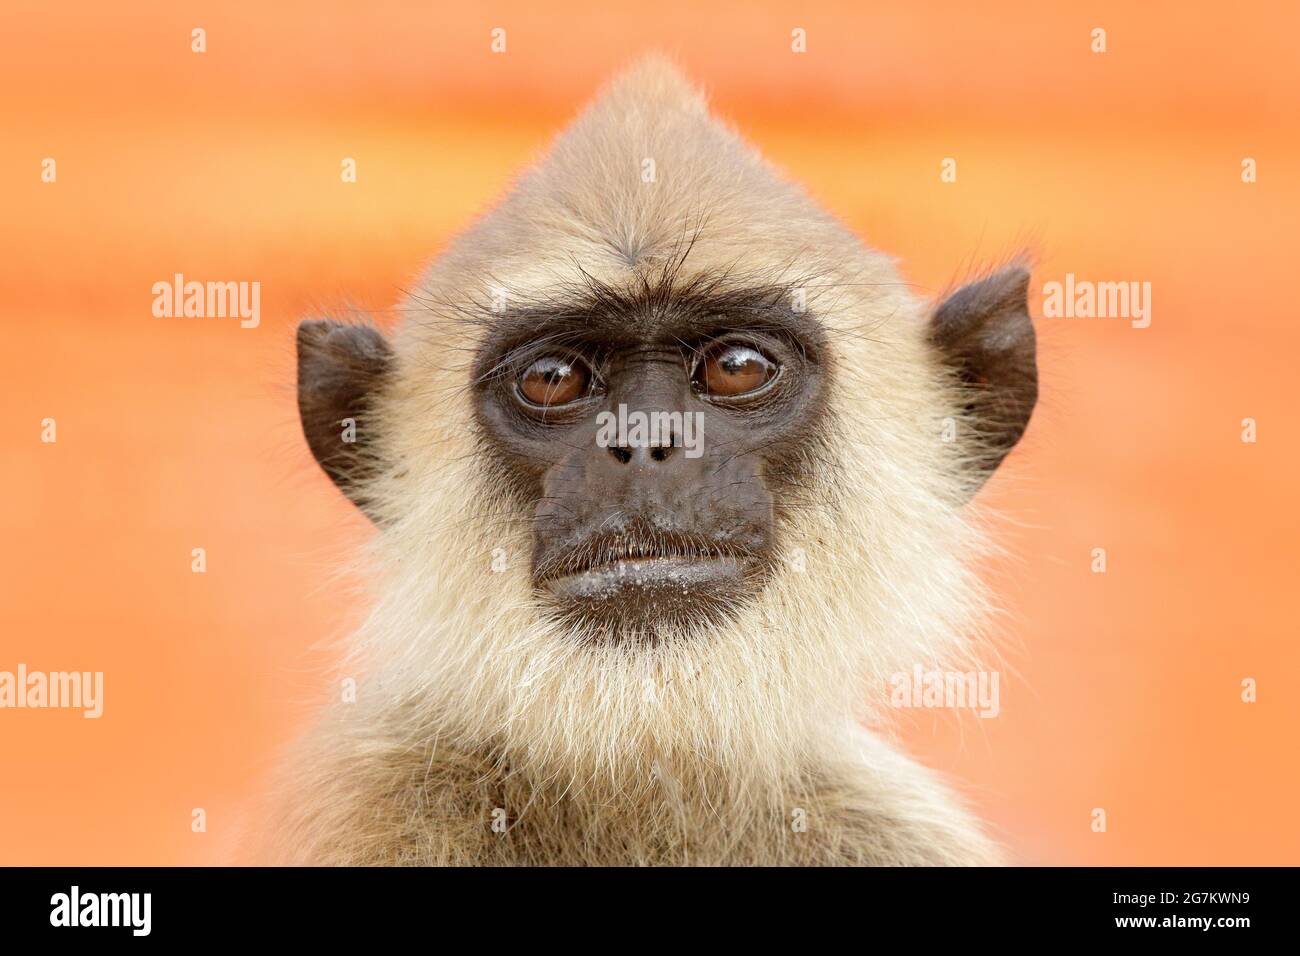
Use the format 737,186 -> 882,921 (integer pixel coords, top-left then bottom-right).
471,279 -> 831,640
298,266 -> 1035,642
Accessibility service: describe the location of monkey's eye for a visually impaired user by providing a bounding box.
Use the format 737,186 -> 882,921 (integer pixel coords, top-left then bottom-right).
692,342 -> 779,398
516,355 -> 591,407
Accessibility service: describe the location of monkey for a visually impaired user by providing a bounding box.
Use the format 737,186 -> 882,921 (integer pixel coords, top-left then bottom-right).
267,56 -> 1036,866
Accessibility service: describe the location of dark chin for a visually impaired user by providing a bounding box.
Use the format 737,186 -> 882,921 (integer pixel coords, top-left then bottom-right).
539,556 -> 759,643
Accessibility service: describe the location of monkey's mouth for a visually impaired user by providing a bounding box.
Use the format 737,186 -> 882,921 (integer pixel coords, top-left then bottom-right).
546,554 -> 747,597
535,531 -> 760,634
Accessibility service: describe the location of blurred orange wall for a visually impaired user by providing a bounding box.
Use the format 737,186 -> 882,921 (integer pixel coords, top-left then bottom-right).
1,0 -> 1297,864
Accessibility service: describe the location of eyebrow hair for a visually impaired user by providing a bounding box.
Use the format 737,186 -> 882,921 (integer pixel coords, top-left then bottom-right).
500,279 -> 814,339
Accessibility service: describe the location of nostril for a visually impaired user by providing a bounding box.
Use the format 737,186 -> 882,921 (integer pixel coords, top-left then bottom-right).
650,444 -> 673,462
608,445 -> 632,464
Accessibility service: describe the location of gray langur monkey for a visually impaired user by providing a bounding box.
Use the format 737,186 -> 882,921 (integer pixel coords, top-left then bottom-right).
270,56 -> 1037,866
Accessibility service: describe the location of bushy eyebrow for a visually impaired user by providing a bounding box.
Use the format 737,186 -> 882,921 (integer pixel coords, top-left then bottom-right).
466,269 -> 828,384
497,284 -> 814,340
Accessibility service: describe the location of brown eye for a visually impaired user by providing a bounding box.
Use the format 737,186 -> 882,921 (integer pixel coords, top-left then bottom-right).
693,342 -> 778,398
517,355 -> 590,407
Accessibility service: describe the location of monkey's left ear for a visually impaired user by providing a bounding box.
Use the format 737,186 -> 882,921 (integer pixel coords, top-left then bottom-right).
297,319 -> 394,518
928,266 -> 1037,490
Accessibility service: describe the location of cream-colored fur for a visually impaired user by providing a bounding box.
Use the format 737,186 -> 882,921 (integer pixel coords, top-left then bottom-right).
266,56 -> 1004,866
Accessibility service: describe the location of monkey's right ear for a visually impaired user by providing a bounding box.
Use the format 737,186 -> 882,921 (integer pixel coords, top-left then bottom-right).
928,266 -> 1038,491
296,319 -> 394,518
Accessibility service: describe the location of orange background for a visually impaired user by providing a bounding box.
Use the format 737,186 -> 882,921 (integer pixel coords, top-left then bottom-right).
2,1 -> 1297,865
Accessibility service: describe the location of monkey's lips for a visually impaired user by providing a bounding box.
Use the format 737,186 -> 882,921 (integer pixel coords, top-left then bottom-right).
533,528 -> 764,639
543,554 -> 748,602
535,533 -> 762,636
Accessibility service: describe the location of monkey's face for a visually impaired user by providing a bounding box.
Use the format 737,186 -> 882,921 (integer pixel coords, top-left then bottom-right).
299,250 -> 1035,658
469,283 -> 830,641
293,60 -> 1039,772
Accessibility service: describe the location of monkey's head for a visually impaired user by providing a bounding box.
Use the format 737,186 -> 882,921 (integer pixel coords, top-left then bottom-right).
297,58 -> 1036,782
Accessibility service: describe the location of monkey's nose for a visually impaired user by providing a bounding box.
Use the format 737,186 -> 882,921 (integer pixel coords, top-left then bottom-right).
606,442 -> 675,464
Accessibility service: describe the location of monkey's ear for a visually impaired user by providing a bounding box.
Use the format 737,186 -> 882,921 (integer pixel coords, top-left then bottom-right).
297,319 -> 394,517
928,266 -> 1037,488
